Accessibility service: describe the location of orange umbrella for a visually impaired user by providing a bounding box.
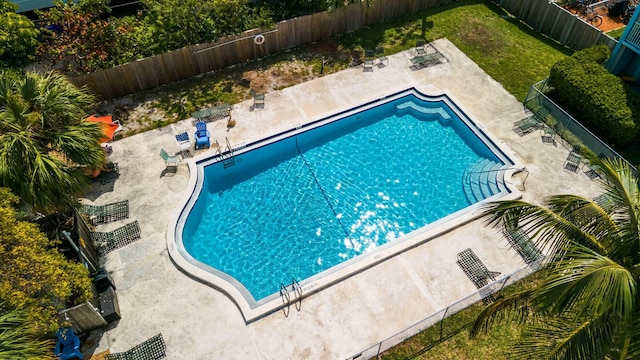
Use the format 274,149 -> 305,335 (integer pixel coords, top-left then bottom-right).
86,115 -> 121,143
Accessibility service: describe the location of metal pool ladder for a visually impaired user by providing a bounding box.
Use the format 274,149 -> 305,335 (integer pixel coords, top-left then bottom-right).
279,278 -> 303,317
214,137 -> 237,168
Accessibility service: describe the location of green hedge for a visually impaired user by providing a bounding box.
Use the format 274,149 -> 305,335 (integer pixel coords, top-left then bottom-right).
548,45 -> 638,145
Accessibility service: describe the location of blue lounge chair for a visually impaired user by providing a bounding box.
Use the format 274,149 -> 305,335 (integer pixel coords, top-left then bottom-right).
175,132 -> 190,150
175,131 -> 191,158
55,327 -> 83,360
194,121 -> 211,149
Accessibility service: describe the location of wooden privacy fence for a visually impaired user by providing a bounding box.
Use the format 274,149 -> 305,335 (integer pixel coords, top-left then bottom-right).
70,0 -> 617,100
497,0 -> 617,50
69,0 -> 448,99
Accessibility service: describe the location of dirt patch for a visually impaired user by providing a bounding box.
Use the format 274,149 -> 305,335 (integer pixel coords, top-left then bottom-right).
598,14 -> 626,32
457,18 -> 505,56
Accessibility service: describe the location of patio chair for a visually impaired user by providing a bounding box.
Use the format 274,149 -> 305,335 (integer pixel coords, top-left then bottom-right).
105,333 -> 166,360
176,131 -> 191,154
79,200 -> 129,225
159,148 -> 179,168
375,46 -> 388,67
55,327 -> 83,360
541,122 -> 564,144
91,220 -> 141,255
250,89 -> 265,110
191,104 -> 231,123
409,51 -> 443,69
503,223 -> 544,267
563,146 -> 583,172
456,248 -> 501,289
584,162 -> 603,180
363,49 -> 375,72
512,106 -> 550,136
194,121 -> 211,149
414,39 -> 427,56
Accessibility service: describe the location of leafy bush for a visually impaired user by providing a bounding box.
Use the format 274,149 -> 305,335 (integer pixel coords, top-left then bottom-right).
36,0 -> 118,75
571,43 -> 610,64
0,1 -> 39,69
0,188 -> 92,336
548,45 -> 638,145
140,0 -> 274,54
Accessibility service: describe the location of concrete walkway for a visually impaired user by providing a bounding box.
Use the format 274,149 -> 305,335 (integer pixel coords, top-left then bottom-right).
82,39 -> 601,359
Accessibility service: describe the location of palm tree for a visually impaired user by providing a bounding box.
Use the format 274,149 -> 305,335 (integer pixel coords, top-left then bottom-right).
0,304 -> 56,360
471,155 -> 640,359
0,70 -> 104,213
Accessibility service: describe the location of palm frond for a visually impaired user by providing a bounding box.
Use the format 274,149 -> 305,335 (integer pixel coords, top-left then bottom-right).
607,316 -> 640,359
1,94 -> 31,132
536,244 -> 635,322
18,72 -> 39,107
469,289 -> 536,338
53,123 -> 104,168
481,200 -> 601,258
513,312 -> 616,360
0,71 -> 98,212
589,156 -> 640,249
0,304 -> 56,359
0,70 -> 17,107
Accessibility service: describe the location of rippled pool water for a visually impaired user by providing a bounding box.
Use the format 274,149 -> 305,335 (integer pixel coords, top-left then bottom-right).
182,93 -> 504,301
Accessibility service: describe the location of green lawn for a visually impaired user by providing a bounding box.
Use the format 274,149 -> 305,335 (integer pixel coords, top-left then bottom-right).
606,27 -> 626,40
336,0 -> 572,102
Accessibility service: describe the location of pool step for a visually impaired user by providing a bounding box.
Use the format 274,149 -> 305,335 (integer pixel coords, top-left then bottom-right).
396,101 -> 451,120
223,157 -> 236,168
462,159 -> 506,204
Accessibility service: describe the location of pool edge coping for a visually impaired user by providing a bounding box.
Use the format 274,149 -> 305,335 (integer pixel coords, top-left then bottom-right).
165,86 -> 525,323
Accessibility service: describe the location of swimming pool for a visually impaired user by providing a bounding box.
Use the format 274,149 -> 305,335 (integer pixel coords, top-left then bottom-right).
169,88 -> 521,322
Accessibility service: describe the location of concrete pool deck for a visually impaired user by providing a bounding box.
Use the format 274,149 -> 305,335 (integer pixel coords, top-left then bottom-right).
82,39 -> 601,359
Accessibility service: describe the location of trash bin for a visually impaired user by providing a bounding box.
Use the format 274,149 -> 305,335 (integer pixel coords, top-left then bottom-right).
98,286 -> 121,323
93,269 -> 115,292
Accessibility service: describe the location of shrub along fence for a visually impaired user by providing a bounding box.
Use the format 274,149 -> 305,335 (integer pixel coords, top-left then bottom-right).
525,78 -> 638,173
70,0 -> 617,100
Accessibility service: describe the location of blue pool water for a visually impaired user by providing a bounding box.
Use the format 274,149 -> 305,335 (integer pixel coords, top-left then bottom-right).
180,91 -> 510,302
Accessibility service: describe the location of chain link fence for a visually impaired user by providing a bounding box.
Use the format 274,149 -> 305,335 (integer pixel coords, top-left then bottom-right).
524,79 -> 637,173
345,264 -> 536,360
